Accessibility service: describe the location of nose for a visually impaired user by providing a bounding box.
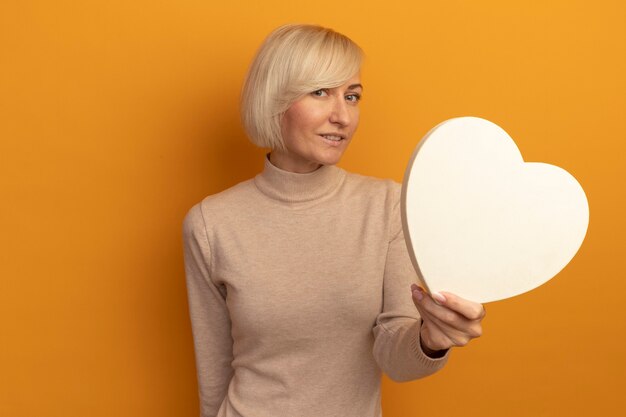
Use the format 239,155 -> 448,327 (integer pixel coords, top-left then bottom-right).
329,97 -> 350,126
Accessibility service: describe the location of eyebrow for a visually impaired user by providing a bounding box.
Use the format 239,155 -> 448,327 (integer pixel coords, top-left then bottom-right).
347,84 -> 363,91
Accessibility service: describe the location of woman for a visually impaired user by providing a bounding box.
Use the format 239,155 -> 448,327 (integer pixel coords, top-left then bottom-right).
183,24 -> 485,417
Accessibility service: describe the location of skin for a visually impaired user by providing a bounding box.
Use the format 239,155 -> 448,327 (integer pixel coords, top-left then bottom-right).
270,74 -> 362,173
271,73 -> 486,356
411,285 -> 485,357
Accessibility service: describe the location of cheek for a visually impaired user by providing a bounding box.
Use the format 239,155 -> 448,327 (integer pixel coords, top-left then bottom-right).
280,111 -> 300,147
282,104 -> 320,137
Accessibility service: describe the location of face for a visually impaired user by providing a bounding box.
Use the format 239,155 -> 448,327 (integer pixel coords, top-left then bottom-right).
270,73 -> 362,173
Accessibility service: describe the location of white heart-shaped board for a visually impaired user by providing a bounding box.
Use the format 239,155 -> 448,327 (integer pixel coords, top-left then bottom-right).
401,117 -> 589,303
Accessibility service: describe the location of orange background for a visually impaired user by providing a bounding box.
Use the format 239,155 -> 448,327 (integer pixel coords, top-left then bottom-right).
1,1 -> 624,416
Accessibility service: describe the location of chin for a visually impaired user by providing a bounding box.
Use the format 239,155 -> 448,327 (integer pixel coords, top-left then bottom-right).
318,155 -> 343,166
318,148 -> 348,166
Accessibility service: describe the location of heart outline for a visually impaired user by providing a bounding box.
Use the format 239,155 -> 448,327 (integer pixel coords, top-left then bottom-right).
401,117 -> 589,303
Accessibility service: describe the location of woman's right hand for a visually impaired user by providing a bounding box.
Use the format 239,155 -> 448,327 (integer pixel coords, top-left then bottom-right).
410,284 -> 486,355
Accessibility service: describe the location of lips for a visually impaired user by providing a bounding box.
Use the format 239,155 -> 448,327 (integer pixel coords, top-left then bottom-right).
319,133 -> 345,141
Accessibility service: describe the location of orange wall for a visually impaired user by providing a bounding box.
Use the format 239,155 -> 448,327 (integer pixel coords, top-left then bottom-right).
1,1 -> 624,416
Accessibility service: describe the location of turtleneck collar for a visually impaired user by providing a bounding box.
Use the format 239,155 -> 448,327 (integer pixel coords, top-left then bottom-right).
254,155 -> 346,203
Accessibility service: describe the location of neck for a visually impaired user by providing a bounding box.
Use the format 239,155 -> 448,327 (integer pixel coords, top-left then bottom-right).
269,151 -> 323,173
254,155 -> 345,204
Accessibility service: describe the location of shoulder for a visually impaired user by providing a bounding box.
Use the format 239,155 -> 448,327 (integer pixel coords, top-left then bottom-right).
342,170 -> 402,204
183,178 -> 257,234
344,170 -> 401,192
200,178 -> 258,210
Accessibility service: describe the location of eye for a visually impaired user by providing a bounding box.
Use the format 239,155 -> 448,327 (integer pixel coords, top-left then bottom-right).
311,89 -> 329,97
346,93 -> 361,103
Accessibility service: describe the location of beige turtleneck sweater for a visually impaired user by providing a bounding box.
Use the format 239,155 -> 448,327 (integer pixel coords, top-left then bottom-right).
182,157 -> 449,417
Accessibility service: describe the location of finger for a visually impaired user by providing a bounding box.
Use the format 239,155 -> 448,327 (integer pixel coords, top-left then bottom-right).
420,303 -> 483,341
411,288 -> 462,335
433,291 -> 486,321
412,287 -> 466,326
416,307 -> 474,350
410,295 -> 455,351
412,288 -> 483,338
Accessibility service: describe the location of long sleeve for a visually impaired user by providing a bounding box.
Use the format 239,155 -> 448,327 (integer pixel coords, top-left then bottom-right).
183,203 -> 234,417
372,187 -> 449,382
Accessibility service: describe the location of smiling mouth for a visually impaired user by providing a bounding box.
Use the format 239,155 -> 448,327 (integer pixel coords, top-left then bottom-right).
319,134 -> 345,141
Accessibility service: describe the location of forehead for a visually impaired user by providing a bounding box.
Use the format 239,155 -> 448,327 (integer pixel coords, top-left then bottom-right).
337,73 -> 363,90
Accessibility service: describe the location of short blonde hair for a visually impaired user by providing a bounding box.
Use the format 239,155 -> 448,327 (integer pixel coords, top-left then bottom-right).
240,24 -> 364,150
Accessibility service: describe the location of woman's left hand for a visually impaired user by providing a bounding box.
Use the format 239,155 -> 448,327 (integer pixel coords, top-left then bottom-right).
410,284 -> 486,356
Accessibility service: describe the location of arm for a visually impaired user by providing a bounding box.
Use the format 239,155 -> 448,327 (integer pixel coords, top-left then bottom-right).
183,203 -> 234,417
372,188 -> 449,382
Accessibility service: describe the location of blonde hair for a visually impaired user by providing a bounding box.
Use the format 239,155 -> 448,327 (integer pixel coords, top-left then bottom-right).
240,24 -> 364,150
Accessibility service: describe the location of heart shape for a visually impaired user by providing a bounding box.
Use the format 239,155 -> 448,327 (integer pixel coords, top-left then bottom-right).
401,117 -> 589,303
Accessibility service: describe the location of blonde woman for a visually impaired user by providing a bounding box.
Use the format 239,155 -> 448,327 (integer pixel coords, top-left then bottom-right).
183,24 -> 486,417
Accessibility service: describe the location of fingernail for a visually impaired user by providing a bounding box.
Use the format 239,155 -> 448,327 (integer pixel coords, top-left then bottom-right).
412,289 -> 423,301
432,292 -> 446,305
411,284 -> 419,292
